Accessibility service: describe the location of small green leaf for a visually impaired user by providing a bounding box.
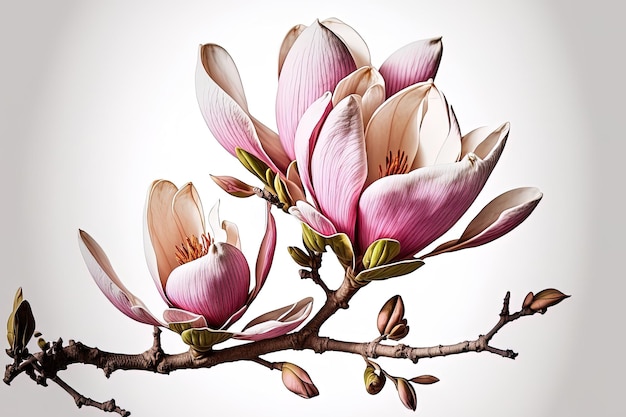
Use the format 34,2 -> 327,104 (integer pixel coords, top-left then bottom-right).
180,328 -> 233,352
235,148 -> 271,185
300,223 -> 354,269
355,259 -> 424,283
288,246 -> 311,267
273,174 -> 292,209
362,239 -> 401,269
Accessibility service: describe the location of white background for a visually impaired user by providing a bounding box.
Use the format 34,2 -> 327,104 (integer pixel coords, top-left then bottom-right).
1,0 -> 622,416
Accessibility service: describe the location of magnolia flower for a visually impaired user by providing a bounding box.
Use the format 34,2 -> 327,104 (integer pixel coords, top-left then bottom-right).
78,180 -> 312,350
195,18 -> 441,192
290,81 -> 542,269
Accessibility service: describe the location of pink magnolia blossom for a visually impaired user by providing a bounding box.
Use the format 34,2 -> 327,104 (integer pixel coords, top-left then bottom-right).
78,180 -> 312,347
290,81 -> 542,263
195,18 -> 441,184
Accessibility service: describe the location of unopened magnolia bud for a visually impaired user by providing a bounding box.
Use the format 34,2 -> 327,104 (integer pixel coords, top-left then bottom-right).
377,295 -> 406,336
395,377 -> 417,411
210,175 -> 255,198
522,291 -> 534,308
281,362 -> 319,399
364,363 -> 386,395
529,288 -> 570,312
410,375 -> 440,385
387,320 -> 410,341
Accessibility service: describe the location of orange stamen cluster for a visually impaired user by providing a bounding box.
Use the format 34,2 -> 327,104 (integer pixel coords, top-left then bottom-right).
379,150 -> 409,178
175,234 -> 211,265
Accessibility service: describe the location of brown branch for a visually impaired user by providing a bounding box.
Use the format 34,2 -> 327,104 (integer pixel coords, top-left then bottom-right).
253,187 -> 285,209
51,375 -> 130,416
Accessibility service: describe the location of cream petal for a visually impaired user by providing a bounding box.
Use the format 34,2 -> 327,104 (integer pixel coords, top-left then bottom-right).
278,24 -> 307,76
78,230 -> 162,327
379,37 -> 443,98
234,297 -> 313,341
423,187 -> 543,257
221,220 -> 241,249
293,92 -> 333,205
196,45 -> 283,174
358,127 -> 508,258
460,126 -> 492,159
285,161 -> 307,203
411,85 -> 461,169
332,66 -> 385,124
276,20 -> 357,160
364,82 -> 432,187
172,183 -> 206,242
321,17 -> 371,68
310,95 -> 367,241
144,180 -> 183,302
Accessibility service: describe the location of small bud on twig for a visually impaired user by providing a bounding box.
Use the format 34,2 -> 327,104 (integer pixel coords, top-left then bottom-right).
522,291 -> 534,308
410,375 -> 439,385
529,288 -> 570,312
210,175 -> 256,198
377,295 -> 409,340
393,376 -> 417,411
281,362 -> 319,399
288,246 -> 311,267
364,361 -> 386,395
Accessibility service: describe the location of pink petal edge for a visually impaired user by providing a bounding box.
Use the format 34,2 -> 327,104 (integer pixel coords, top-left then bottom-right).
78,230 -> 162,327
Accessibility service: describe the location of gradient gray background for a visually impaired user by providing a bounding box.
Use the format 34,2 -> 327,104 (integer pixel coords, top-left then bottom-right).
1,0 -> 622,416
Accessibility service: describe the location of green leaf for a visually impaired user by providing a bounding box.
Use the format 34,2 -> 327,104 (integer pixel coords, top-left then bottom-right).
235,148 -> 271,185
355,259 -> 424,283
362,239 -> 401,269
180,328 -> 233,352
288,246 -> 311,267
301,223 -> 354,269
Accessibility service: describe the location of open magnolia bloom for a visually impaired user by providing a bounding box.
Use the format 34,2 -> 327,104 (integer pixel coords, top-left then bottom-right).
289,81 -> 542,279
78,180 -> 313,351
196,17 -> 442,196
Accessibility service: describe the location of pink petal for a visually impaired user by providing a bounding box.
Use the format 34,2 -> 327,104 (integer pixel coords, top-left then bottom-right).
248,203 -> 276,303
310,95 -> 367,241
278,24 -> 307,76
363,82 -> 432,188
358,125 -> 509,258
144,180 -> 183,304
165,242 -> 250,329
234,297 -> 313,341
196,44 -> 285,174
289,201 -> 338,237
293,92 -> 333,205
321,17 -> 371,68
276,20 -> 357,160
78,230 -> 162,327
379,37 -> 443,98
163,308 -> 208,329
423,187 -> 543,257
172,182 -> 206,242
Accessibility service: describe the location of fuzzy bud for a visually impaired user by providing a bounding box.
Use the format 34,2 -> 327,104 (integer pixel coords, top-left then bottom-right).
529,288 -> 570,312
395,377 -> 417,411
377,295 -> 407,339
364,362 -> 386,395
281,362 -> 319,399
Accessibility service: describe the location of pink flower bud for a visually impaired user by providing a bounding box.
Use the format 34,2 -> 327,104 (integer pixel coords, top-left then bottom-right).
281,362 -> 319,399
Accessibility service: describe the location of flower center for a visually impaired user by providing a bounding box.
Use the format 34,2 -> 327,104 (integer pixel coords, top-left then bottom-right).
378,150 -> 409,178
175,234 -> 211,265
